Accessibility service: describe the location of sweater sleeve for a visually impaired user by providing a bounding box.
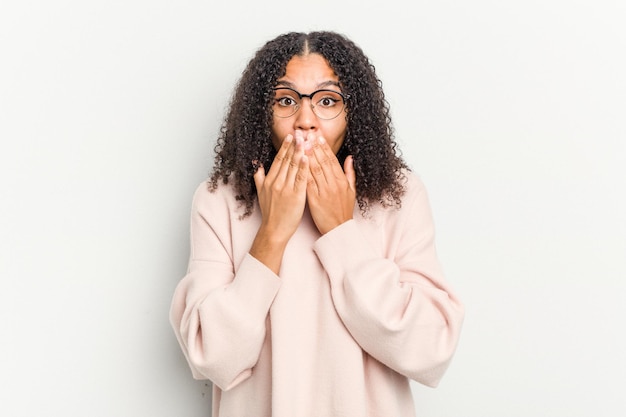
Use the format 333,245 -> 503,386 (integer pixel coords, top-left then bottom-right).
313,179 -> 464,388
169,184 -> 281,391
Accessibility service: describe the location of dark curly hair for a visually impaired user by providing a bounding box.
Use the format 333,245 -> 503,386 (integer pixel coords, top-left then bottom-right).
209,31 -> 409,217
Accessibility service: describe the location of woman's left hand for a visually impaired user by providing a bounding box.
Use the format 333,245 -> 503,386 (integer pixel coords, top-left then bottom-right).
306,134 -> 356,235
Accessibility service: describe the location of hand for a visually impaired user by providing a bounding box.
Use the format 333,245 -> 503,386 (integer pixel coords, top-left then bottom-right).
306,133 -> 356,235
250,134 -> 309,273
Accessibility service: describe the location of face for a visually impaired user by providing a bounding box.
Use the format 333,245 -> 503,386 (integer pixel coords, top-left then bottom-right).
271,53 -> 348,155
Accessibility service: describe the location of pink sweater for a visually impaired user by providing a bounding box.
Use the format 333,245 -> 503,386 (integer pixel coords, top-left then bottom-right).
170,171 -> 464,417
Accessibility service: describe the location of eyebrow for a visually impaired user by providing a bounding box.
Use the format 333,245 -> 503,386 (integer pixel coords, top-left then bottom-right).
275,80 -> 341,90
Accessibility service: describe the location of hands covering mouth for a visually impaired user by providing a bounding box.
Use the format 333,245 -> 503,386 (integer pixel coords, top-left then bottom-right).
294,129 -> 315,155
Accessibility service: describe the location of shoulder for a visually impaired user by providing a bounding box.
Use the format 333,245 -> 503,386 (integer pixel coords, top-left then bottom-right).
391,168 -> 429,212
387,169 -> 433,220
401,169 -> 427,197
357,169 -> 430,222
191,179 -> 241,216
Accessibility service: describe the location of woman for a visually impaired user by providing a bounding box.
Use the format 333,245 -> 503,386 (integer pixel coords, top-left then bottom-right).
170,31 -> 464,417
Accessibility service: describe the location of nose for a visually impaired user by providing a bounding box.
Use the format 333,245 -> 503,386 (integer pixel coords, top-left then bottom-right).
294,97 -> 318,131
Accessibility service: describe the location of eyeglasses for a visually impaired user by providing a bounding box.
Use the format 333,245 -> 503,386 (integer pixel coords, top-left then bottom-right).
271,87 -> 349,120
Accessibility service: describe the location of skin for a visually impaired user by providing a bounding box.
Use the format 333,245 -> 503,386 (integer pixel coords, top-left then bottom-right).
249,53 -> 357,274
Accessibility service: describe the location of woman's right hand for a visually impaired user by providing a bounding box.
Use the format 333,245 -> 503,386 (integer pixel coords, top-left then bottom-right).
250,133 -> 309,274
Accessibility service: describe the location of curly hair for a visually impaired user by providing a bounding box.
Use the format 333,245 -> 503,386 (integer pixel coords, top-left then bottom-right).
209,31 -> 409,217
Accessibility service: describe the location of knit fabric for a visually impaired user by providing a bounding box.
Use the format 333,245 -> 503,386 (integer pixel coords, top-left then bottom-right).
170,170 -> 464,417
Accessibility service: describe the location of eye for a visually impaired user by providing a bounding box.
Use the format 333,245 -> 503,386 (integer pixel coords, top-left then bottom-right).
276,97 -> 296,107
276,96 -> 298,107
314,92 -> 342,108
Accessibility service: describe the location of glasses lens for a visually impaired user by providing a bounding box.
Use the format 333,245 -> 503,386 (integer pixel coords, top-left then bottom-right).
311,90 -> 345,120
273,89 -> 300,118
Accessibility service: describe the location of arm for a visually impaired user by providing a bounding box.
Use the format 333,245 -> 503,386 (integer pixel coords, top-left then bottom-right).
313,179 -> 465,387
169,185 -> 281,391
170,135 -> 309,390
250,133 -> 309,273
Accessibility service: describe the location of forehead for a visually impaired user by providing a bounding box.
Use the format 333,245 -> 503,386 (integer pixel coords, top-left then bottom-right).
277,53 -> 339,88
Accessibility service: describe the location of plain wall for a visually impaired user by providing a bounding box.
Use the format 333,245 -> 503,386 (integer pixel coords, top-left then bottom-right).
1,1 -> 624,416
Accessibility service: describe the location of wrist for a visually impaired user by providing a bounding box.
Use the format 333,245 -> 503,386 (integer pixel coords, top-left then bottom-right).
249,226 -> 290,275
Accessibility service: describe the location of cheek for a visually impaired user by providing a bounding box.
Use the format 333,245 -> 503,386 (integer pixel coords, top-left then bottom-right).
270,134 -> 282,151
270,121 -> 287,151
330,135 -> 346,154
327,121 -> 348,153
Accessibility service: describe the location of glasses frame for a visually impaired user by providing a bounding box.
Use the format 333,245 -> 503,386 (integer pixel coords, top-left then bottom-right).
271,87 -> 350,120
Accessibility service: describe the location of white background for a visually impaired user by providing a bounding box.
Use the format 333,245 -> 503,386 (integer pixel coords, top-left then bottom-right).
1,1 -> 625,416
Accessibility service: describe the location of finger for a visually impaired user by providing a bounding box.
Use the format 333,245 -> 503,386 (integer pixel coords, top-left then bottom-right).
308,140 -> 326,186
300,129 -> 313,154
343,155 -> 356,191
271,134 -> 294,170
311,135 -> 342,182
294,154 -> 309,193
295,129 -> 305,143
280,134 -> 298,172
253,163 -> 266,191
268,134 -> 296,183
306,157 -> 320,196
285,133 -> 306,187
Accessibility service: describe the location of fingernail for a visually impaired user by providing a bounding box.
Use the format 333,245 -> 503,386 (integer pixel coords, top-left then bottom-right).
318,136 -> 325,144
